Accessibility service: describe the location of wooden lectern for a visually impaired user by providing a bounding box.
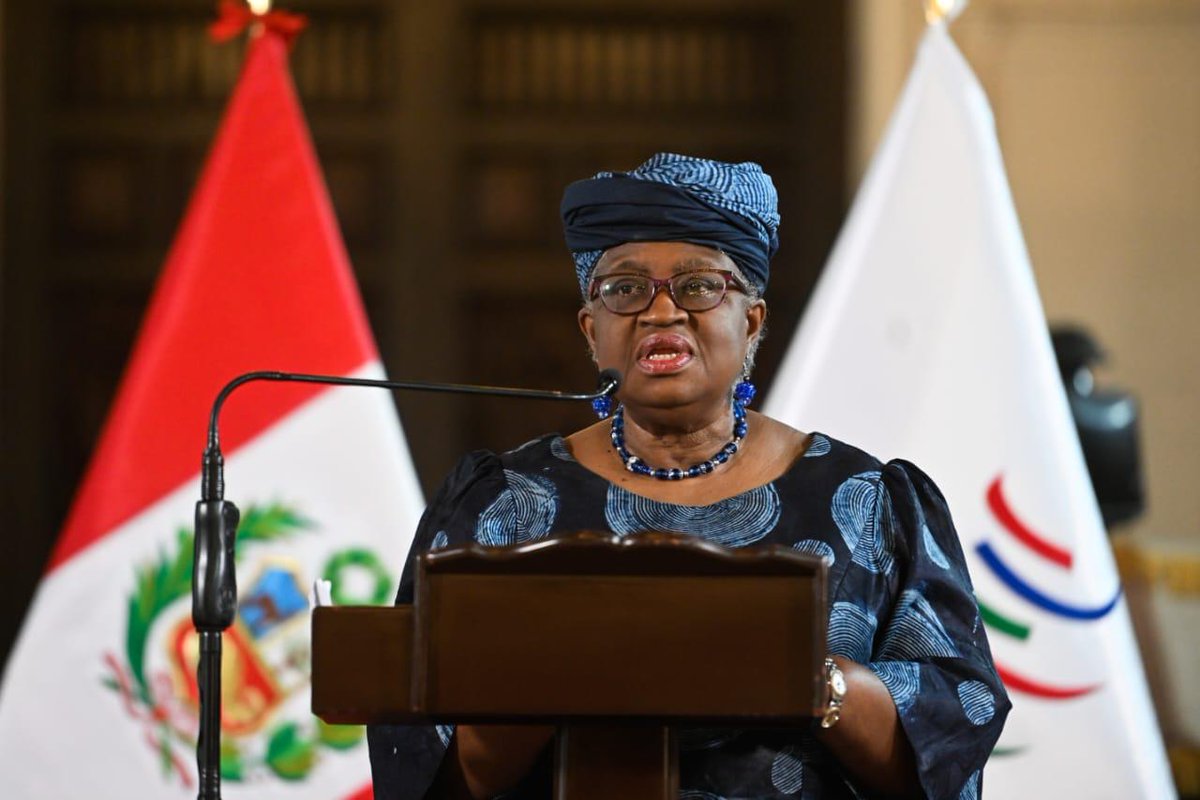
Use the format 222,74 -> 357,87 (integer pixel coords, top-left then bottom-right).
312,531 -> 828,798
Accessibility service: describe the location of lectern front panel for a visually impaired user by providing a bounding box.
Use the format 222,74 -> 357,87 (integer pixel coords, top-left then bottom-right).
312,533 -> 828,727
415,571 -> 822,720
312,606 -> 413,724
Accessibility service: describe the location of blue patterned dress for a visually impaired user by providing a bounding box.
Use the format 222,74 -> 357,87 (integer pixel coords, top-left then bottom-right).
368,433 -> 1009,799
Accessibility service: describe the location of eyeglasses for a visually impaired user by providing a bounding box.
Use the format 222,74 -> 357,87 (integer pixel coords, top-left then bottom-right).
588,270 -> 746,315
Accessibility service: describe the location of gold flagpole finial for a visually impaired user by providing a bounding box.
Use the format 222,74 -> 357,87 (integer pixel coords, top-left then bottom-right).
924,0 -> 968,25
248,0 -> 272,14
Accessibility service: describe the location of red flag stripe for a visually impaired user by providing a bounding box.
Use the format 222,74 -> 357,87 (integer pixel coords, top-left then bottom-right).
986,476 -> 1073,568
50,30 -> 376,572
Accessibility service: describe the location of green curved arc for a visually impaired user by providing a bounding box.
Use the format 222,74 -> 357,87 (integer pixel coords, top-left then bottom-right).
977,597 -> 1032,641
991,746 -> 1028,758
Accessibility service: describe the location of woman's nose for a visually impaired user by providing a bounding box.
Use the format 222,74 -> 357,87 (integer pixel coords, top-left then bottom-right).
639,283 -> 688,322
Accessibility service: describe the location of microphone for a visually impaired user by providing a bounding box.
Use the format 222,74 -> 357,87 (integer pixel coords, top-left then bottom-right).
200,367 -> 621,501
191,368 -> 620,799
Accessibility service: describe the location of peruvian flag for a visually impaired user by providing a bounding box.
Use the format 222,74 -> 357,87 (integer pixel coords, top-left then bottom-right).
765,21 -> 1174,799
0,19 -> 421,799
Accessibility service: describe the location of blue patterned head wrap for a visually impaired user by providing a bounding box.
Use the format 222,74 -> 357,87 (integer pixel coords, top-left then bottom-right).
560,153 -> 780,294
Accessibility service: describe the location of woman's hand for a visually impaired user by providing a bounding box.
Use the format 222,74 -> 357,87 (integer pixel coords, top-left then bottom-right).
816,657 -> 922,798
430,724 -> 556,799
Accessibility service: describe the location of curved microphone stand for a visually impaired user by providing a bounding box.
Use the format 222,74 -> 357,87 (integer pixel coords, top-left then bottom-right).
191,369 -> 620,799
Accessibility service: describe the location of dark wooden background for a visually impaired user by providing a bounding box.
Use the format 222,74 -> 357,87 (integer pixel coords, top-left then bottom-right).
0,0 -> 846,666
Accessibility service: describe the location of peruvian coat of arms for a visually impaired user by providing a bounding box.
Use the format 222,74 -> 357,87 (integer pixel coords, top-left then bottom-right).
102,502 -> 394,787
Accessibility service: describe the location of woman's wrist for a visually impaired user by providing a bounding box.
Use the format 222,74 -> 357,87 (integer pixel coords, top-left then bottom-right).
819,655 -> 848,729
814,657 -> 921,796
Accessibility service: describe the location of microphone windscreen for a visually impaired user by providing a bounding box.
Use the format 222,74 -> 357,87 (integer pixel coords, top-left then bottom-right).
597,368 -> 622,394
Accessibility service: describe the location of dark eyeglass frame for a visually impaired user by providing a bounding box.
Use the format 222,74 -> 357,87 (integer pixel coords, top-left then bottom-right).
588,269 -> 747,315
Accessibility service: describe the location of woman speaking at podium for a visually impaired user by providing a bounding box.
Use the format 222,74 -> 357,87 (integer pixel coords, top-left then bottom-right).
369,154 -> 1009,799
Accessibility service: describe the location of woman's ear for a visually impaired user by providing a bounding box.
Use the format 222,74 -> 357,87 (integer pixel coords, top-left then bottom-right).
745,298 -> 767,342
578,305 -> 598,363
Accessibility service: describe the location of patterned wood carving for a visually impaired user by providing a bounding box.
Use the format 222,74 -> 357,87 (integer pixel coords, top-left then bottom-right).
462,291 -> 596,451
44,285 -> 150,517
61,5 -> 388,107
2,0 -> 845,669
54,148 -> 143,247
319,147 -> 390,251
48,141 -> 387,267
466,157 -> 550,245
466,12 -> 791,115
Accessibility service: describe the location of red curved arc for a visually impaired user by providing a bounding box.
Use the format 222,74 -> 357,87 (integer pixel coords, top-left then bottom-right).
986,476 -> 1073,569
996,663 -> 1099,700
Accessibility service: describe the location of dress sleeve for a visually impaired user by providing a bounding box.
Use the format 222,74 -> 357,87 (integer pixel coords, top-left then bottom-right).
866,460 -> 1011,800
367,451 -> 508,800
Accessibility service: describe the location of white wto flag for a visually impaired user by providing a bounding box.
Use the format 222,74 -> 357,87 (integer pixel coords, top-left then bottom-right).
765,22 -> 1174,799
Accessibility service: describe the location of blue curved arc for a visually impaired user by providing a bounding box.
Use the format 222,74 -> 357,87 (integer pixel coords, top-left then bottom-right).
975,542 -> 1121,621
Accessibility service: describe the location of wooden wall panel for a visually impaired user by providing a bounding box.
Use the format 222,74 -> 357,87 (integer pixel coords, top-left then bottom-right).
0,0 -> 847,666
60,4 -> 389,108
466,12 -> 789,115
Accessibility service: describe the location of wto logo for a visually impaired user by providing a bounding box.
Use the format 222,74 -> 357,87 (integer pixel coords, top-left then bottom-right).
974,475 -> 1122,751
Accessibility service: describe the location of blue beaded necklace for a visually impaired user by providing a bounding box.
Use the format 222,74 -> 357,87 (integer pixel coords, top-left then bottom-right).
610,397 -> 750,480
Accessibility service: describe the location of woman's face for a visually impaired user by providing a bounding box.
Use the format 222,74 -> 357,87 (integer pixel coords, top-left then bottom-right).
578,241 -> 766,418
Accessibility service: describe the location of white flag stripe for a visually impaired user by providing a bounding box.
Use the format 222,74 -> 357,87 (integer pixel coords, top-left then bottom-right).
0,362 -> 421,798
766,25 -> 1173,798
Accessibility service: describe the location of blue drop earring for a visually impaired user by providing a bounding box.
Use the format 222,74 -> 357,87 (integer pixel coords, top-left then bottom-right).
592,395 -> 614,419
734,375 -> 757,406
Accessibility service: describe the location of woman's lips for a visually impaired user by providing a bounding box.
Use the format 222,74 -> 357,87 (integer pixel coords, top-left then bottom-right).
635,334 -> 694,374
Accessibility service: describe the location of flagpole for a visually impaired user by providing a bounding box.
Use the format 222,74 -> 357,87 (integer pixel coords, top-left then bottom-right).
247,0 -> 269,39
923,0 -> 968,25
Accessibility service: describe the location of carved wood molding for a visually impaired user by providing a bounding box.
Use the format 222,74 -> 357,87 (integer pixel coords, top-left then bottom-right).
421,530 -> 828,576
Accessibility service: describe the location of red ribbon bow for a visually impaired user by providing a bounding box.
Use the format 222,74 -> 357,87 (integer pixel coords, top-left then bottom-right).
209,0 -> 307,45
